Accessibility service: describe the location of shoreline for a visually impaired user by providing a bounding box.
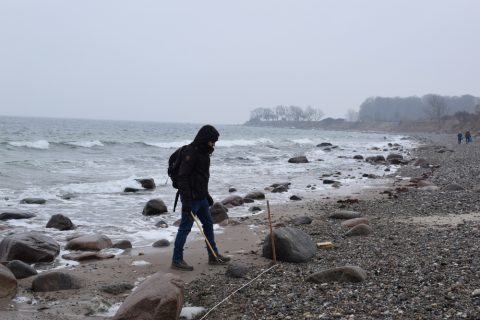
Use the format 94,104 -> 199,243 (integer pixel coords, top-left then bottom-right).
3,134 -> 480,319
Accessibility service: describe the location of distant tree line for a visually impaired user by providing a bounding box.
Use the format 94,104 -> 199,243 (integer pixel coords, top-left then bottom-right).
358,94 -> 480,121
249,105 -> 324,122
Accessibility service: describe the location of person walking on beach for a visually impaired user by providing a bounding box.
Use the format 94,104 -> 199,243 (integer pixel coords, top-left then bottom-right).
171,125 -> 231,271
457,132 -> 463,144
465,130 -> 472,144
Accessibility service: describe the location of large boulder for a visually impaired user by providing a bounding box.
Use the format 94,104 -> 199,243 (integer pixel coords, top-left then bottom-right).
0,232 -> 60,263
20,198 -> 46,204
365,155 -> 385,163
65,234 -> 112,251
0,264 -> 17,298
262,227 -> 316,263
112,240 -> 133,249
307,266 -> 367,283
112,272 -> 183,320
32,271 -> 84,292
221,195 -> 244,207
0,210 -> 36,220
272,185 -> 288,193
288,156 -> 309,164
443,183 -> 465,191
6,260 -> 37,279
46,214 -> 75,231
135,178 -> 156,190
244,191 -> 265,200
210,202 -> 229,224
142,199 -> 168,216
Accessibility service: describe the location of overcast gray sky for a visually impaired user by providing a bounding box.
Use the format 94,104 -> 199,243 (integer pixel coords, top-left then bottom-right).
0,1 -> 479,124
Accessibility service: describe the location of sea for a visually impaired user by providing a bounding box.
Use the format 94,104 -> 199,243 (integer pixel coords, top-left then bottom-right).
0,116 -> 414,265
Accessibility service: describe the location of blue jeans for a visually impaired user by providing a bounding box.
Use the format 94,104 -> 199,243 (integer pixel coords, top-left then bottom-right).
172,198 -> 218,262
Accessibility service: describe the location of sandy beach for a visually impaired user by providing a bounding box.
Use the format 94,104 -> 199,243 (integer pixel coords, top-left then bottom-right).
1,134 -> 480,319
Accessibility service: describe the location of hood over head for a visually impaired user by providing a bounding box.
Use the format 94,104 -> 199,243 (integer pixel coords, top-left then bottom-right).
193,125 -> 220,145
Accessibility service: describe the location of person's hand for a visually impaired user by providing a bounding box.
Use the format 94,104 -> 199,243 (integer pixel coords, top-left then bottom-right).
207,194 -> 214,206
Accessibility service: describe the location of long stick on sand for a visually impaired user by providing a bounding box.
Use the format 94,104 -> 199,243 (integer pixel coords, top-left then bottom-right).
266,200 -> 277,264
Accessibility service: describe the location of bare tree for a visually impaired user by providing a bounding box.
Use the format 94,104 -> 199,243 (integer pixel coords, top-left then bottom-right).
345,109 -> 359,122
286,105 -> 304,121
275,105 -> 287,121
423,94 -> 449,119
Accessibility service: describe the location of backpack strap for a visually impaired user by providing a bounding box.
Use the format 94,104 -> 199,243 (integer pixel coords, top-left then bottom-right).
173,190 -> 180,212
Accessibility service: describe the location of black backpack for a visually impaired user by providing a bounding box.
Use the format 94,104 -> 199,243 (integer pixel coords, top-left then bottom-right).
167,145 -> 187,211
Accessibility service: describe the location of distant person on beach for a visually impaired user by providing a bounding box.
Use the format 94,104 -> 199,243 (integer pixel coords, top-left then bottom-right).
171,125 -> 231,271
457,132 -> 463,144
465,131 -> 472,144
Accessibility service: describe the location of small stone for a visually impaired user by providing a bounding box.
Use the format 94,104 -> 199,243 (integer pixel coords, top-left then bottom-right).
152,239 -> 170,248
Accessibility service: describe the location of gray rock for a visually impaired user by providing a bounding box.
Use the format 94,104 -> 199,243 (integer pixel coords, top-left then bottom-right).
244,191 -> 265,200
135,178 -> 156,189
124,187 -> 141,193
221,195 -> 244,206
0,264 -> 17,298
112,240 -> 132,249
0,232 -> 60,263
142,199 -> 168,215
228,187 -> 237,193
262,227 -> 316,263
249,206 -> 262,213
243,198 -> 254,203
270,182 -> 291,189
386,153 -> 403,161
226,263 -> 250,278
288,156 -> 309,163
6,260 -> 37,279
341,217 -> 370,228
307,266 -> 367,283
291,216 -> 312,226
328,210 -> 362,219
46,214 -> 75,231
345,224 -> 372,237
155,220 -> 169,228
20,198 -> 46,204
210,202 -> 229,224
289,195 -> 302,201
112,272 -> 183,320
65,234 -> 113,251
0,210 -> 36,220
272,185 -> 288,193
353,155 -> 364,160
62,252 -> 115,261
32,271 -> 84,292
101,283 -> 134,295
317,142 -> 332,147
153,239 -> 170,247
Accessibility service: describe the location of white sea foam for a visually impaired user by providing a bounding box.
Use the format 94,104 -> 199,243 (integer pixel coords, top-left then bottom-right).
144,140 -> 190,148
290,138 -> 315,145
217,138 -> 273,147
67,140 -> 104,148
9,140 -> 50,149
180,307 -> 206,319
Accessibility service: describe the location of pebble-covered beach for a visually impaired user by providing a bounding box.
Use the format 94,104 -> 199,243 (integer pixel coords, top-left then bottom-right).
185,135 -> 480,319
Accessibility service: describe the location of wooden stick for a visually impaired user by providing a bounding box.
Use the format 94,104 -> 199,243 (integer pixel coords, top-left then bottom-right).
266,200 -> 277,264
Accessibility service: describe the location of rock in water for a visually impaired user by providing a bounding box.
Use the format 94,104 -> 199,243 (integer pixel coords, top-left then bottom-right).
210,202 -> 229,224
0,210 -> 36,220
46,214 -> 75,230
20,198 -> 46,204
307,266 -> 367,283
135,178 -> 156,189
244,191 -> 265,200
262,227 -> 316,263
221,195 -> 244,206
0,232 -> 60,263
112,272 -> 183,320
288,156 -> 309,163
142,199 -> 168,215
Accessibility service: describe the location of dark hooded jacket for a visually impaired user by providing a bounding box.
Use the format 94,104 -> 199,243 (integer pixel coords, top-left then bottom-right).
177,125 -> 219,207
